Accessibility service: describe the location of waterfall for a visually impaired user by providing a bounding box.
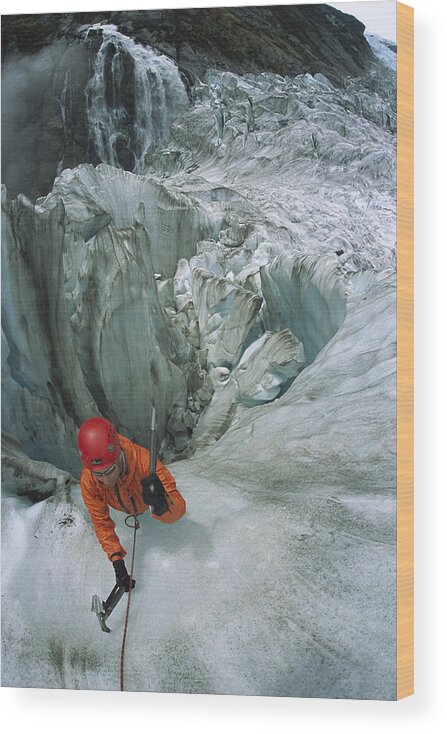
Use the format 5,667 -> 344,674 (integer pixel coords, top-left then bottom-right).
56,70 -> 73,176
85,24 -> 188,173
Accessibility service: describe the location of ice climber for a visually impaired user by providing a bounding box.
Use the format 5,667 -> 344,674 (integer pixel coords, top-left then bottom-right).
78,417 -> 186,591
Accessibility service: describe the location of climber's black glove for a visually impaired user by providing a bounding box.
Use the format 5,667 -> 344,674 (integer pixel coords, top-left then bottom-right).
141,474 -> 168,516
113,558 -> 135,592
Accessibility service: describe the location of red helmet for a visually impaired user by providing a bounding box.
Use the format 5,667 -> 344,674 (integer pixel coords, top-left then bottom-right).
78,417 -> 121,471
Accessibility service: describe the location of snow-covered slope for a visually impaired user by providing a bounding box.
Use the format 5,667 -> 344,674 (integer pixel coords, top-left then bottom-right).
2,28 -> 397,698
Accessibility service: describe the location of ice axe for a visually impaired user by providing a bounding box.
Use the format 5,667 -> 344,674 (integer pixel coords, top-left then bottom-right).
91,584 -> 125,633
149,402 -> 157,476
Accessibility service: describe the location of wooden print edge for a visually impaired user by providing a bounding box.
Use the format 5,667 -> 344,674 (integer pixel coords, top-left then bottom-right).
397,1 -> 414,700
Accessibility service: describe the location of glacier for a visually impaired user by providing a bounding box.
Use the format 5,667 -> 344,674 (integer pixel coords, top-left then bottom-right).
1,11 -> 397,699
366,32 -> 397,72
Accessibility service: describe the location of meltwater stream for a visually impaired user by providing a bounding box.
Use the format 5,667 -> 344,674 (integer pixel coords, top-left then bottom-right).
85,24 -> 189,173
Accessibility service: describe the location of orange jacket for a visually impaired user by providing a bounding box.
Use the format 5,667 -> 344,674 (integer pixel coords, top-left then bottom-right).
80,433 -> 185,561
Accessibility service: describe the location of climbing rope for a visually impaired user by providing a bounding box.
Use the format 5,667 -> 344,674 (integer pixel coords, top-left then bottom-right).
120,513 -> 141,691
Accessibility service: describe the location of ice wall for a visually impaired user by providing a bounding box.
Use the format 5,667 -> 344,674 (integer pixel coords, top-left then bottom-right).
1,166 -> 217,467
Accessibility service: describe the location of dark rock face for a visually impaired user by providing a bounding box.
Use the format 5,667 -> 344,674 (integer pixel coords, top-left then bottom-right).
2,4 -> 377,200
2,5 -> 373,78
168,4 -> 373,80
1,39 -> 93,200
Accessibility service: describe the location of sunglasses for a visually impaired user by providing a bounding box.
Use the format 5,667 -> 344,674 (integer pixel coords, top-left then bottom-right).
92,461 -> 117,478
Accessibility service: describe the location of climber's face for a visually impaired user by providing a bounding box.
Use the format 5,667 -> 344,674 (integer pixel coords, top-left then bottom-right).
92,452 -> 123,487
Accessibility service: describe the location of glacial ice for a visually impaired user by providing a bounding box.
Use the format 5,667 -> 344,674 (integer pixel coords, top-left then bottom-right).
42,164 -> 217,278
191,268 -> 263,369
193,328 -> 306,449
2,31 -> 397,699
366,32 -> 397,72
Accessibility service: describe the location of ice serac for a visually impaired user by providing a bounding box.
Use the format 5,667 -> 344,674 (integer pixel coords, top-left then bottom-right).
45,164 -> 216,278
69,221 -> 190,448
2,432 -> 76,502
366,33 -> 397,72
234,329 -> 306,406
193,328 -> 306,449
1,187 -> 98,474
1,163 -> 217,466
192,268 -> 263,369
261,254 -> 347,364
